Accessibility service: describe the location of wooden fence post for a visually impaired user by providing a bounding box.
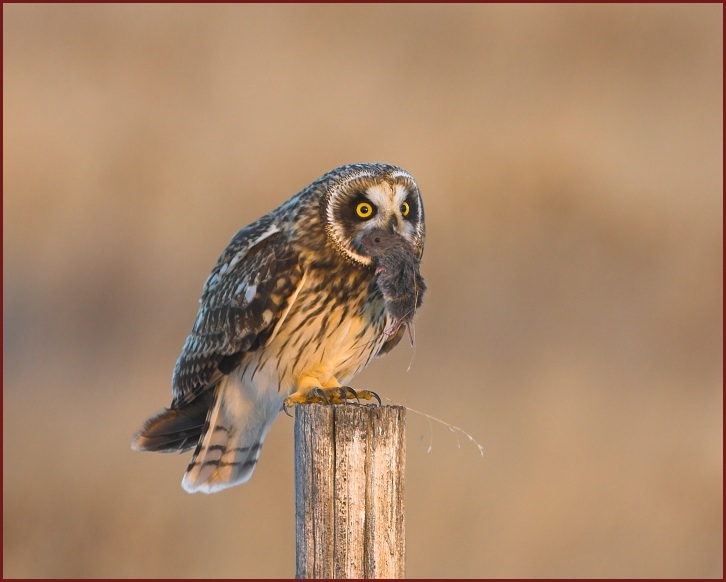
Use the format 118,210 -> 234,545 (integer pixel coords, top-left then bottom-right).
294,404 -> 406,579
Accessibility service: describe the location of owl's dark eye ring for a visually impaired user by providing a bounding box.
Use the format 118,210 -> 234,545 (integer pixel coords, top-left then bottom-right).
400,201 -> 410,217
356,202 -> 374,219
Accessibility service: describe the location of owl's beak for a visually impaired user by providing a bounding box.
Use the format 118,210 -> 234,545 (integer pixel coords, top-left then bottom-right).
383,214 -> 401,234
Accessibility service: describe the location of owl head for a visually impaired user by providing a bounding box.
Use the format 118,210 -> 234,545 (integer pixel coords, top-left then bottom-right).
319,163 -> 425,267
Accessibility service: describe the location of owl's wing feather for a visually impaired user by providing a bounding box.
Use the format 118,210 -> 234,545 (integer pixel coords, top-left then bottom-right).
131,390 -> 214,452
171,216 -> 303,408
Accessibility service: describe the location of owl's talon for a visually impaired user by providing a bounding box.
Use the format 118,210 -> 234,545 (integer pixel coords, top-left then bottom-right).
342,386 -> 361,404
353,389 -> 381,406
312,387 -> 330,405
336,387 -> 351,404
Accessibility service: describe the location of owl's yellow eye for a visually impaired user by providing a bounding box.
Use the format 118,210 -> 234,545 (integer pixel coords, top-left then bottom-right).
356,202 -> 374,219
400,201 -> 410,217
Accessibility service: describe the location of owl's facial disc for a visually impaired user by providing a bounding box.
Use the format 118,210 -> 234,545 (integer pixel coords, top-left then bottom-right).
324,170 -> 424,266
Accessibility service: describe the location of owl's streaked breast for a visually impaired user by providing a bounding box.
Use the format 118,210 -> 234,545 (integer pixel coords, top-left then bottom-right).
237,265 -> 388,394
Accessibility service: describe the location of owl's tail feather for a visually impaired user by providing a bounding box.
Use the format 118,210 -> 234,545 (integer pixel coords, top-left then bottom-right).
181,376 -> 280,494
131,391 -> 214,453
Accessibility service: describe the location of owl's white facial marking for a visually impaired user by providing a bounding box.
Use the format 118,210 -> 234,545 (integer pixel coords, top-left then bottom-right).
363,183 -> 394,209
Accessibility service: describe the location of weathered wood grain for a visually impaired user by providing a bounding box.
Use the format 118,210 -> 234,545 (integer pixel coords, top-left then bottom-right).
294,404 -> 405,579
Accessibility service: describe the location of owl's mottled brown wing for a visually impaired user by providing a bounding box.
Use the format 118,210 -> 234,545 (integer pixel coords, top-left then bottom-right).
171,215 -> 303,408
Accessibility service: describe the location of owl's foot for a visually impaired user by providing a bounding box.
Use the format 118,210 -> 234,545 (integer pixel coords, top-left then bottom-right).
282,386 -> 381,416
334,387 -> 382,406
348,388 -> 382,406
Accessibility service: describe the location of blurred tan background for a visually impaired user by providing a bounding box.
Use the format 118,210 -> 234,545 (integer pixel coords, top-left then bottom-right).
3,4 -> 722,578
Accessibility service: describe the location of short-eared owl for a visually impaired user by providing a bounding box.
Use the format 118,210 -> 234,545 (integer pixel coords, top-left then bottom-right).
132,163 -> 426,493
